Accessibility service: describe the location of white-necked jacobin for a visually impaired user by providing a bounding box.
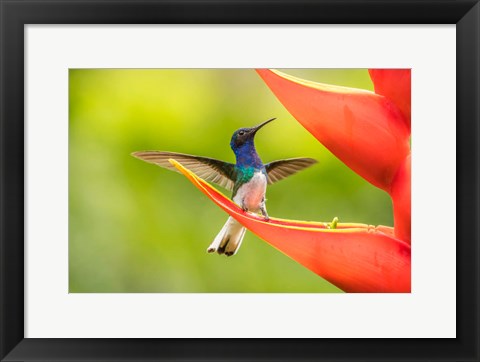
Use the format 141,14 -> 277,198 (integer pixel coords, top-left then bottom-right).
132,118 -> 317,256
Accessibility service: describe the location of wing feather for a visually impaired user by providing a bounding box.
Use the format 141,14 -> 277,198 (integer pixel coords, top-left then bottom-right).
132,151 -> 236,191
265,158 -> 318,185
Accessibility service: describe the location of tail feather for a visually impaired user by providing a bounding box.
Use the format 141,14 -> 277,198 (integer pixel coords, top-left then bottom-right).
225,227 -> 246,256
207,217 -> 246,256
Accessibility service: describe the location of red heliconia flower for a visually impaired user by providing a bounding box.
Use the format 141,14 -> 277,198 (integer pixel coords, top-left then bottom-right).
171,69 -> 411,293
256,69 -> 411,244
368,69 -> 411,129
170,160 -> 410,293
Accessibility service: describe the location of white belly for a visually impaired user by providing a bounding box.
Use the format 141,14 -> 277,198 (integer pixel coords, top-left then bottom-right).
233,172 -> 267,212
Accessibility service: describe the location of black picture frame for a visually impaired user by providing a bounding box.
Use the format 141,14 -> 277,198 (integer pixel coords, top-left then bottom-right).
1,1 -> 479,361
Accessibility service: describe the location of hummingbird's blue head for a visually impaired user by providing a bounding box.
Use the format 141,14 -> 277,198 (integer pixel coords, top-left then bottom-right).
230,118 -> 275,152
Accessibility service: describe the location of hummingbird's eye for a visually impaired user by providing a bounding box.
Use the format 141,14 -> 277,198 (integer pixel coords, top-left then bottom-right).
238,131 -> 245,136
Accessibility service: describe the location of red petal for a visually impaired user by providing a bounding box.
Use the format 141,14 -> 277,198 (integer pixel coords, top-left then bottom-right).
256,69 -> 410,192
170,159 -> 411,293
369,69 -> 411,129
391,155 -> 411,244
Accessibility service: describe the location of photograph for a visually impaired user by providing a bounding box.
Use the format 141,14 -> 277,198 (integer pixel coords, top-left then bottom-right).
69,68 -> 411,293
2,0 -> 478,359
0,0 -> 480,356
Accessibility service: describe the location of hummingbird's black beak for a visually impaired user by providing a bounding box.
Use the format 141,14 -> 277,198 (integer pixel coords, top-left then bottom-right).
251,117 -> 276,134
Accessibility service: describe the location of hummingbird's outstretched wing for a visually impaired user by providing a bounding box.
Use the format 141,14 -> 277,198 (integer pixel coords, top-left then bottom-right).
132,151 -> 236,191
265,158 -> 318,185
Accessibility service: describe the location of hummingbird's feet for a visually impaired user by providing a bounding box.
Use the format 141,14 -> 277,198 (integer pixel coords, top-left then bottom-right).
260,203 -> 269,221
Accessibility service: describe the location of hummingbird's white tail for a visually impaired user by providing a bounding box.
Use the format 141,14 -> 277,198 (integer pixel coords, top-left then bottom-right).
207,217 -> 246,256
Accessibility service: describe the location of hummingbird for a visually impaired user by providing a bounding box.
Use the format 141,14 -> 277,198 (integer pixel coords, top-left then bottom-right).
132,118 -> 317,256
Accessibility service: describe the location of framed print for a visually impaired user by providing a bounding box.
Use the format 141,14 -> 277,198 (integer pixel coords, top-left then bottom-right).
1,1 -> 479,361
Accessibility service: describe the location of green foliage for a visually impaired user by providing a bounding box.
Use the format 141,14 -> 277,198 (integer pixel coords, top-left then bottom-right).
69,69 -> 392,293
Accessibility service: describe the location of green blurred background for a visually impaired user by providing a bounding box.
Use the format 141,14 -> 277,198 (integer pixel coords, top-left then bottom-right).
69,69 -> 392,293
